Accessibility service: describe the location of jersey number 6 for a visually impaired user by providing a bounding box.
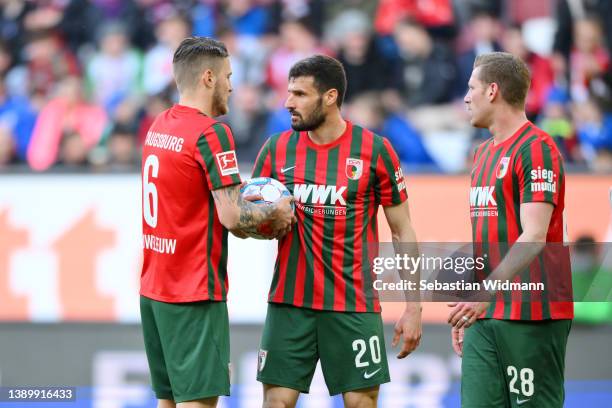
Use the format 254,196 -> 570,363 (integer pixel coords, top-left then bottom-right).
143,154 -> 159,228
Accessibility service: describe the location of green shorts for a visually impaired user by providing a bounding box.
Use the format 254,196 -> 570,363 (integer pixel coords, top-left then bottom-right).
140,296 -> 230,402
462,318 -> 572,408
256,303 -> 390,395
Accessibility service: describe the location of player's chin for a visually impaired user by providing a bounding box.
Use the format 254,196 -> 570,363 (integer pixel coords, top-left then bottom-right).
221,104 -> 230,115
470,115 -> 484,128
290,118 -> 304,130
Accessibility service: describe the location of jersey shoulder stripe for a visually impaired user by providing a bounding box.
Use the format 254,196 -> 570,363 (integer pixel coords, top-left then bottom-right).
210,122 -> 234,149
357,124 -> 378,143
266,131 -> 286,146
187,114 -> 218,138
515,127 -> 561,154
474,139 -> 493,160
193,120 -> 222,150
371,132 -> 386,151
268,130 -> 295,153
253,130 -> 296,178
358,127 -> 388,163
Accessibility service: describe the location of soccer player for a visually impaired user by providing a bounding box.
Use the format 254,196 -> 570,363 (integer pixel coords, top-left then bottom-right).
139,37 -> 294,408
448,52 -> 573,407
251,55 -> 422,408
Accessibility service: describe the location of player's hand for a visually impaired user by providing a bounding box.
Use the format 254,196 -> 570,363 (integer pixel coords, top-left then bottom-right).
392,304 -> 422,358
243,194 -> 263,202
447,301 -> 489,329
269,196 -> 296,239
239,181 -> 264,202
451,326 -> 464,357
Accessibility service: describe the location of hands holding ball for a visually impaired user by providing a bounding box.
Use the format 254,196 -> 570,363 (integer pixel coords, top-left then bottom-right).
239,177 -> 296,240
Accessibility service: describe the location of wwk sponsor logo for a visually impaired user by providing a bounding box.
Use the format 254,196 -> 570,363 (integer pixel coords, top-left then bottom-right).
470,186 -> 497,207
470,186 -> 498,217
293,183 -> 348,217
293,184 -> 347,206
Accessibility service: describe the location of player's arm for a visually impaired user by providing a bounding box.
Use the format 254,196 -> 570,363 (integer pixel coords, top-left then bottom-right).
383,201 -> 420,288
383,201 -> 422,358
220,136 -> 289,239
375,136 -> 422,358
448,202 -> 553,329
196,125 -> 293,238
486,202 -> 553,280
212,185 -> 294,239
449,141 -> 561,330
484,139 -> 559,284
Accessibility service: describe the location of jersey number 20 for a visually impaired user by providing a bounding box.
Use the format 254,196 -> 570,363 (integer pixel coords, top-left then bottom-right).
352,336 -> 382,368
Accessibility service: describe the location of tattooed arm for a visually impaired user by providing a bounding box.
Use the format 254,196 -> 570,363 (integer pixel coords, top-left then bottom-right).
212,184 -> 295,239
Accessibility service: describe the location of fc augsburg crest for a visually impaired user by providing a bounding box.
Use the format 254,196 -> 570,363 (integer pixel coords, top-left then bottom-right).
346,158 -> 363,180
258,350 -> 268,372
496,157 -> 510,179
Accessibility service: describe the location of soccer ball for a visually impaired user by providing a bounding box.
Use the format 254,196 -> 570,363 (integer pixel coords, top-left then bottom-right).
240,177 -> 293,239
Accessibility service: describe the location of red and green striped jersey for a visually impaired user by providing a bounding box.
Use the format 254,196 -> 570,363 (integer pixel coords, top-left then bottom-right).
252,121 -> 408,313
140,104 -> 241,303
470,121 -> 573,320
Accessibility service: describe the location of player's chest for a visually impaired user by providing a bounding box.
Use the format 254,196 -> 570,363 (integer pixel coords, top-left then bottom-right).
274,153 -> 374,209
469,152 -> 517,212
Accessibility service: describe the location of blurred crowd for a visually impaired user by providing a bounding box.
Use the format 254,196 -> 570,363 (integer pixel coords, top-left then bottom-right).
0,0 -> 612,173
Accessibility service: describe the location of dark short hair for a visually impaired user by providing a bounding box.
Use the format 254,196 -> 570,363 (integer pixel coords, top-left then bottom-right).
474,52 -> 530,108
172,36 -> 229,93
288,55 -> 347,107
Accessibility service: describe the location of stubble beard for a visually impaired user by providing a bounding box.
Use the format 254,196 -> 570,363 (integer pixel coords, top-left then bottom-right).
212,85 -> 228,116
290,98 -> 326,131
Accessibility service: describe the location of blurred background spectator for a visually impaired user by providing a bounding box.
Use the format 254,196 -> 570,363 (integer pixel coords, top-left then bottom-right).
552,0 -> 612,73
0,72 -> 36,162
0,0 -> 608,173
455,11 -> 502,99
328,10 -> 392,103
501,23 -> 555,120
85,21 -> 143,115
569,16 -> 609,104
346,91 -> 436,167
537,87 -> 578,161
265,17 -> 329,106
143,13 -> 190,96
572,97 -> 612,172
225,82 -> 269,159
373,0 -> 456,39
389,17 -> 456,108
26,76 -> 106,171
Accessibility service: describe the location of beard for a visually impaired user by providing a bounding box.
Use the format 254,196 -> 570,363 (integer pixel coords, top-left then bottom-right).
212,85 -> 228,116
290,98 -> 326,131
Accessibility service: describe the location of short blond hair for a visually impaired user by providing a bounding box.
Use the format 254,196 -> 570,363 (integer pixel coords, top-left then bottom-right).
173,37 -> 228,93
474,52 -> 531,108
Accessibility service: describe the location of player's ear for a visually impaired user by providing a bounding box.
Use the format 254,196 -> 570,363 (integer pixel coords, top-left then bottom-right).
488,82 -> 499,102
202,69 -> 215,89
324,89 -> 338,107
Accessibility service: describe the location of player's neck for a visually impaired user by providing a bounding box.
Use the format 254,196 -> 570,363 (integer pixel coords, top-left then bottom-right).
307,112 -> 346,145
178,94 -> 214,117
489,108 -> 529,145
